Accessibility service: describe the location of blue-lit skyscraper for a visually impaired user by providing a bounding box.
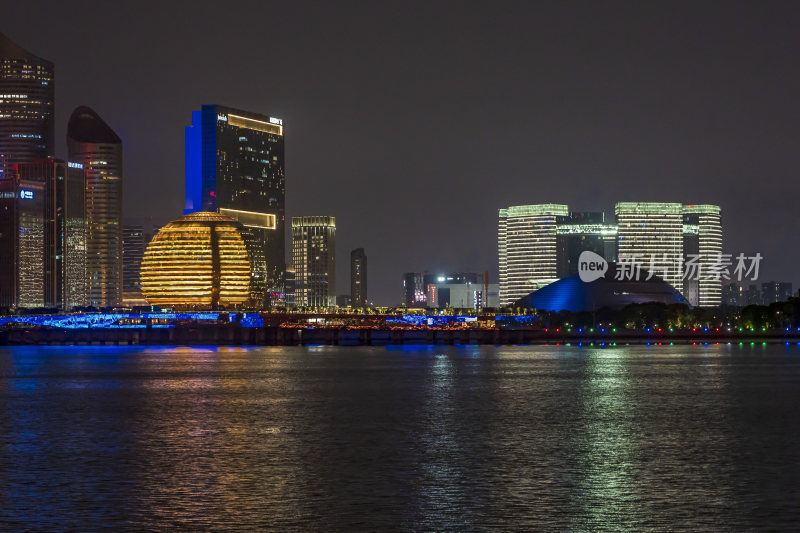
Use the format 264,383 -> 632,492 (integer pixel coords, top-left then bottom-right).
185,105 -> 285,307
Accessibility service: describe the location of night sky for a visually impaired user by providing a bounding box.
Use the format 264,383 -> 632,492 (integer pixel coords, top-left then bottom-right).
5,1 -> 800,305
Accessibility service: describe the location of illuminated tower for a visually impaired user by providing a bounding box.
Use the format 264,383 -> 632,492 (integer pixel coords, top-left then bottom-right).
682,204 -> 722,307
0,159 -> 85,310
0,32 -> 54,170
615,203 -> 685,294
0,168 -> 45,308
498,204 -> 568,306
67,106 -> 122,308
17,159 -> 86,309
185,105 -> 285,308
291,216 -> 336,307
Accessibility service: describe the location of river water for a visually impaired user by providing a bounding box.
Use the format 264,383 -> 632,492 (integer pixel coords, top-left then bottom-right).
1,344 -> 799,530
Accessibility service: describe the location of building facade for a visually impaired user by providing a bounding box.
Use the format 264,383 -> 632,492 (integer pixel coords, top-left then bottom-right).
402,272 -> 425,307
67,106 -> 122,308
350,248 -> 367,308
761,281 -> 793,305
498,204 -> 568,306
0,159 -> 85,310
291,216 -> 336,307
284,264 -> 296,308
0,170 -> 45,308
427,281 -> 499,309
616,203 -> 723,307
615,202 -> 685,294
140,212 -> 250,309
18,159 -> 86,309
185,105 -> 285,308
682,204 -> 723,307
555,211 -> 617,278
499,202 -> 723,308
0,33 -> 54,170
122,224 -> 146,306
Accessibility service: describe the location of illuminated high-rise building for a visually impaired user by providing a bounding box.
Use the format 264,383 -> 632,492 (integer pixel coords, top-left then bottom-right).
0,159 -> 85,310
682,204 -> 722,307
498,202 -> 723,307
615,203 -> 685,294
18,159 -> 86,309
185,105 -> 285,308
615,203 -> 723,306
498,204 -> 568,306
291,216 -> 336,307
67,106 -> 123,308
0,33 -> 54,171
0,169 -> 45,309
350,248 -> 367,308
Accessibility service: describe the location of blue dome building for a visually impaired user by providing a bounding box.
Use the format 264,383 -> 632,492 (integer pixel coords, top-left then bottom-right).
512,263 -> 690,312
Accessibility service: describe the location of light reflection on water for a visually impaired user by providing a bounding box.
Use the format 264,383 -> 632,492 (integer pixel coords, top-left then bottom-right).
1,344 -> 800,530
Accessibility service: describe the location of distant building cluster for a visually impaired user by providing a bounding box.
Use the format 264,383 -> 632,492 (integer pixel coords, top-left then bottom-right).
402,272 -> 499,309
1,33 -> 122,311
723,281 -> 794,307
1,32 -> 793,312
0,33 -> 367,312
498,203 -> 723,307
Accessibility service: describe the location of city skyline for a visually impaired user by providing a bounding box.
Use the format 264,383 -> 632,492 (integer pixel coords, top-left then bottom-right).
3,2 -> 800,305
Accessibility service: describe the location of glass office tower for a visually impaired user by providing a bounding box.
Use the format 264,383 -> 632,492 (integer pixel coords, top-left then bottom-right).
67,106 -> 123,308
0,33 -> 54,170
17,159 -> 86,309
0,160 -> 85,310
291,216 -> 336,307
185,105 -> 285,308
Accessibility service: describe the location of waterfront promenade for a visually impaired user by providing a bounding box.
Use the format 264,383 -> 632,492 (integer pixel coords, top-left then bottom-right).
1,312 -> 799,346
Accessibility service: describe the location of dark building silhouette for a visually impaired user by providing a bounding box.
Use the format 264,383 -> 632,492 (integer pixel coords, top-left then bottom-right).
0,33 -> 54,170
761,281 -> 793,305
555,212 -> 616,279
185,105 -> 285,308
284,264 -> 296,308
122,224 -> 145,305
402,272 -> 425,307
350,248 -> 367,308
722,283 -> 744,307
67,106 -> 123,308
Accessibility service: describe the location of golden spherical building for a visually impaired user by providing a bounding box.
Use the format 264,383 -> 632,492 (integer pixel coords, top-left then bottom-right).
140,212 -> 251,308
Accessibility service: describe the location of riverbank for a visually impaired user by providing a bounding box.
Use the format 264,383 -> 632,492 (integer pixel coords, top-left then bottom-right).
3,326 -> 800,346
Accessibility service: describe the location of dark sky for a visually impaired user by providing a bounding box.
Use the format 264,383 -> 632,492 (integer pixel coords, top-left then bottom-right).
5,1 -> 800,305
